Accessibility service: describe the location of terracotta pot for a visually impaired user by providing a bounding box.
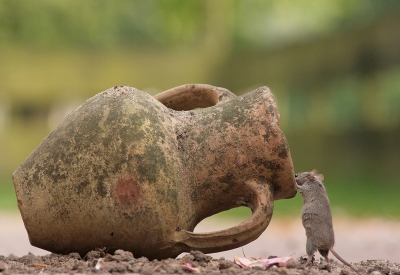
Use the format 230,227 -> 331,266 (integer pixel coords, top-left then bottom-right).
12,84 -> 296,259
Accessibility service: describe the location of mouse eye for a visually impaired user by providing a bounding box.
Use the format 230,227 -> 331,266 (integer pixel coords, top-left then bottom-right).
295,174 -> 298,177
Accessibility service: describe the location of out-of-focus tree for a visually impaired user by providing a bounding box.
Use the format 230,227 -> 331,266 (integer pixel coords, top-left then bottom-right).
0,0 -> 399,49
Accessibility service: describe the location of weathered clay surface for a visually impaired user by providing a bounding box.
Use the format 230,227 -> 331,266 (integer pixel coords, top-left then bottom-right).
12,84 -> 296,259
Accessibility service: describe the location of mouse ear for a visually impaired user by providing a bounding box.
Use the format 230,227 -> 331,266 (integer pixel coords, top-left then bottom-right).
310,169 -> 318,175
315,174 -> 324,181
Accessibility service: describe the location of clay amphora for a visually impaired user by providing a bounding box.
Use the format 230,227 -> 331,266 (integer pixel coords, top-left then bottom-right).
13,84 -> 296,259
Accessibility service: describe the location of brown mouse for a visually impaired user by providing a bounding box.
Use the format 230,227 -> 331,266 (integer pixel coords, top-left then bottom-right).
296,169 -> 359,273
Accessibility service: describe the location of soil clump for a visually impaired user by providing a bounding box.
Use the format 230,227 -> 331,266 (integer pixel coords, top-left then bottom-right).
0,249 -> 398,275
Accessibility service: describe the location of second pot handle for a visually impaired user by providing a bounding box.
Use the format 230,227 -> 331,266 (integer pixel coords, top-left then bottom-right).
154,84 -> 236,111
174,178 -> 274,254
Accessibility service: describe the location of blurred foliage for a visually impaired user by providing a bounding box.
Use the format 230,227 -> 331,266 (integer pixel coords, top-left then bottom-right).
0,0 -> 399,49
0,179 -> 18,211
1,0 -> 400,217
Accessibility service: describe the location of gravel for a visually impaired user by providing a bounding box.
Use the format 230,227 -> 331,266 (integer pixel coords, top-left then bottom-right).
0,249 -> 399,275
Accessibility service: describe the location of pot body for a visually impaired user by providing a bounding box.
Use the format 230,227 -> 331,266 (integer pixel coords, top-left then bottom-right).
13,85 -> 296,259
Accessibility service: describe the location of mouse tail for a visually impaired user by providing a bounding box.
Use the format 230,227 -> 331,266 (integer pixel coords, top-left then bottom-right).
330,249 -> 360,274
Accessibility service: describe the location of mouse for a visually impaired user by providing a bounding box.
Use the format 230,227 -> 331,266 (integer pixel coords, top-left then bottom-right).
296,169 -> 359,274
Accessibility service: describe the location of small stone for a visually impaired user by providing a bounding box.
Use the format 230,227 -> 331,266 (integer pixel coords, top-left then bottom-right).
218,259 -> 233,269
340,268 -> 351,275
136,256 -> 149,263
163,265 -> 176,273
72,262 -> 82,270
7,254 -> 18,261
228,264 -> 241,270
141,266 -> 153,275
84,250 -> 102,260
251,265 -> 265,271
112,255 -> 124,262
104,254 -> 116,262
298,256 -> 308,265
114,249 -> 134,261
318,262 -> 331,272
190,250 -> 212,262
108,263 -> 127,273
277,267 -> 289,274
16,254 -> 36,264
68,252 -> 81,260
380,266 -> 391,275
0,261 -> 7,271
207,260 -> 220,270
180,253 -> 195,262
127,259 -> 136,265
286,260 -> 302,269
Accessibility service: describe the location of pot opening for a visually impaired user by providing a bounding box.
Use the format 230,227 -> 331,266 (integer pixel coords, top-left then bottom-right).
155,85 -> 221,111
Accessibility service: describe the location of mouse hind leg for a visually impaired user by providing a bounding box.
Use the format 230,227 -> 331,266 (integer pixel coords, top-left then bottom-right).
305,237 -> 317,267
318,249 -> 330,262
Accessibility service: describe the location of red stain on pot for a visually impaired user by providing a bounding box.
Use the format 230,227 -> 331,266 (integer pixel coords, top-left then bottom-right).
114,178 -> 141,207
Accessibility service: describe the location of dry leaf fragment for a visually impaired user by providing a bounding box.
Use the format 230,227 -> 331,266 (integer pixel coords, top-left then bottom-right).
234,256 -> 294,269
34,263 -> 49,269
234,256 -> 254,268
182,262 -> 200,273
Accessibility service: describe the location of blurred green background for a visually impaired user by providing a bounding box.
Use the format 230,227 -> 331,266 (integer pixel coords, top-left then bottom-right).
1,0 -> 400,219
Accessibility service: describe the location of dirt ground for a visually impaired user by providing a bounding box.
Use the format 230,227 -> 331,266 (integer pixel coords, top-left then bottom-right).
1,213 -> 400,274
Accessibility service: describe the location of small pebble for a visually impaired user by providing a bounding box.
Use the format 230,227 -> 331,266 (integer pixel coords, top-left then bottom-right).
190,250 -> 212,262
340,268 -> 351,275
0,261 -> 7,271
7,254 -> 18,261
218,259 -> 233,269
286,260 -> 302,269
68,252 -> 81,260
84,250 -> 102,260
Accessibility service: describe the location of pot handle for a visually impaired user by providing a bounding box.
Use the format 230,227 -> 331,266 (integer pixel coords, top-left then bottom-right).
174,179 -> 274,254
154,84 -> 236,111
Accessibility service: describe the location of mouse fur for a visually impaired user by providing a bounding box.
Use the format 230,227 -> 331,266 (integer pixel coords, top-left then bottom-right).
296,170 -> 359,274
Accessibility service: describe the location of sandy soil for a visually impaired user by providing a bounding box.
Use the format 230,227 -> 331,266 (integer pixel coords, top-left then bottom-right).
1,213 -> 400,262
